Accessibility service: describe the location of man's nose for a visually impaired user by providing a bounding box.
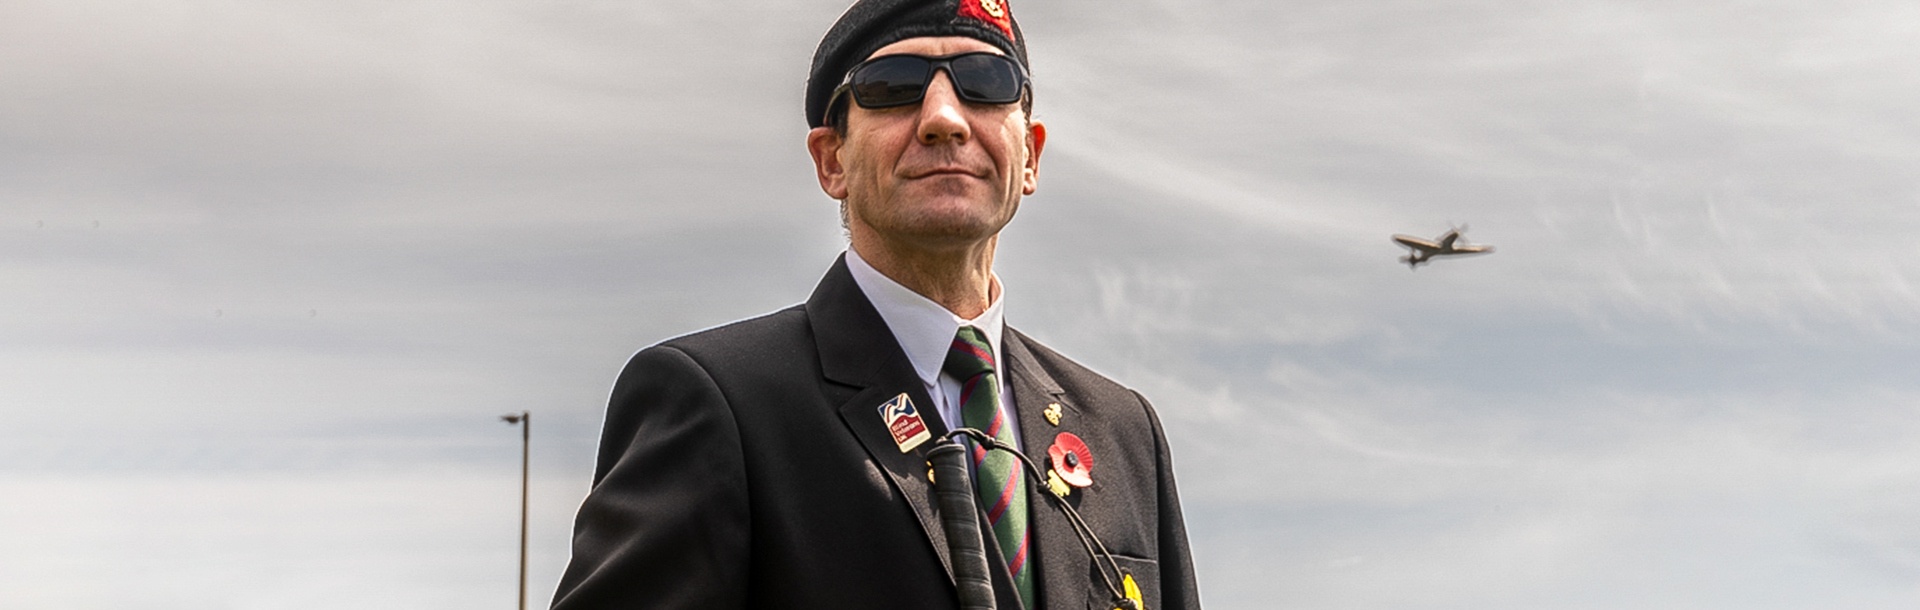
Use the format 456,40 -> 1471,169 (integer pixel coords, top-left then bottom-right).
916,70 -> 971,145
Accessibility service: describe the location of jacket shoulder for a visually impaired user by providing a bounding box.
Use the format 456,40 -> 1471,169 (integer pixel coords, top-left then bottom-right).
646,304 -> 812,364
1009,328 -> 1139,398
608,305 -> 819,411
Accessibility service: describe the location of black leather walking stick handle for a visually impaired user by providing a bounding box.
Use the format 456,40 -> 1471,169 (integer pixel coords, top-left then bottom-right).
928,440 -> 996,610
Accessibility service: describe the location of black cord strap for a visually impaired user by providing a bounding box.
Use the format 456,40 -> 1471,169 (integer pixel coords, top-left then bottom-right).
945,428 -> 1137,610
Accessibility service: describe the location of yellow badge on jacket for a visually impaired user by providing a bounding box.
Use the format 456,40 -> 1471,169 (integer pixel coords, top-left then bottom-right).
1115,573 -> 1144,610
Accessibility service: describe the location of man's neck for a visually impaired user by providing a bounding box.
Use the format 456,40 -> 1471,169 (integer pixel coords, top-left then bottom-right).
849,233 -> 999,320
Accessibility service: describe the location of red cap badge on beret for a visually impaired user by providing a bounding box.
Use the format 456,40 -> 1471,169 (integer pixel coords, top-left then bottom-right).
958,0 -> 1015,39
1048,432 -> 1094,488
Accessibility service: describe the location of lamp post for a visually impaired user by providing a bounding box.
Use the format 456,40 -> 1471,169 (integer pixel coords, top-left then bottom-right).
500,411 -> 529,610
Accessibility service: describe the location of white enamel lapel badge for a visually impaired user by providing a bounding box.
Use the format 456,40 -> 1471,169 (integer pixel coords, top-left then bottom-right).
878,393 -> 932,453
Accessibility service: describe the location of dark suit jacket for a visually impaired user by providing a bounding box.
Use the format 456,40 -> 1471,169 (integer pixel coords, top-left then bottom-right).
552,256 -> 1200,610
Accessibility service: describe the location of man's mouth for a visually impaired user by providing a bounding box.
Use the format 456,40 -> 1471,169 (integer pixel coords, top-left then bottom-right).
906,166 -> 982,178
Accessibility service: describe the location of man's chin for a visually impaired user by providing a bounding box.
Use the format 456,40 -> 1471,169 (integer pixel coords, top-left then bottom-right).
897,176 -> 997,201
861,213 -> 1009,249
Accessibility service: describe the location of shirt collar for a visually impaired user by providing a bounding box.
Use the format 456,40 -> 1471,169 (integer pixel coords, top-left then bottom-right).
844,247 -> 1006,387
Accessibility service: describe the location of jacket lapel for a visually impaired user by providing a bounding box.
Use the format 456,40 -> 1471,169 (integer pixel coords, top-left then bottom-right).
1003,329 -> 1092,610
808,255 -> 958,578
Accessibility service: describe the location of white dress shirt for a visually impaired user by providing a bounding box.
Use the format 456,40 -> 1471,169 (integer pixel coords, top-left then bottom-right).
844,248 -> 1021,449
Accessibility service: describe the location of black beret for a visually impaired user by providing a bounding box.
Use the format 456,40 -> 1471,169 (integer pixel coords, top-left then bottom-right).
806,0 -> 1028,128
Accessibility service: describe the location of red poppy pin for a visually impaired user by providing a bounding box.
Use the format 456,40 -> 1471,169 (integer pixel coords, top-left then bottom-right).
1048,432 -> 1094,488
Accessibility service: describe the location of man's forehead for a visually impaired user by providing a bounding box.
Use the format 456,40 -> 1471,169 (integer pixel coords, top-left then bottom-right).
867,36 -> 1006,61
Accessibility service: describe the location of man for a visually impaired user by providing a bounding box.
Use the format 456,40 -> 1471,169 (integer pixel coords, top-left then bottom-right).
551,1 -> 1200,608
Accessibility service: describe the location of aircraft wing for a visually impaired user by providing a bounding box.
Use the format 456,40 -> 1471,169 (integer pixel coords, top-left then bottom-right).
1450,244 -> 1494,254
1392,235 -> 1441,252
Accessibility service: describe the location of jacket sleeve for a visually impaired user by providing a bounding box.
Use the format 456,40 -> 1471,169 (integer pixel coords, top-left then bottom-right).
1139,390 -> 1203,610
551,345 -> 751,610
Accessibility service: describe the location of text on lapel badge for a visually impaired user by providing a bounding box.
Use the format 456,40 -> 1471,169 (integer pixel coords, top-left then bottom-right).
878,393 -> 932,453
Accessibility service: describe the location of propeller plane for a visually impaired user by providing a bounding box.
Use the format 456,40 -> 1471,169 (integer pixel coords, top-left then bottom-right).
1392,226 -> 1494,269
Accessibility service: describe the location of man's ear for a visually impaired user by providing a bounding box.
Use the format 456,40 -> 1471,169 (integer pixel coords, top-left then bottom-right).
806,126 -> 849,200
1021,120 -> 1046,196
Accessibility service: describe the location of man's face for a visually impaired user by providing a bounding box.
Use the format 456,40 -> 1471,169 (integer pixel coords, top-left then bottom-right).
807,36 -> 1046,252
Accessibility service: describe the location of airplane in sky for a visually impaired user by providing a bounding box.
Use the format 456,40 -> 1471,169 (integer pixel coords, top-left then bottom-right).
1392,226 -> 1494,269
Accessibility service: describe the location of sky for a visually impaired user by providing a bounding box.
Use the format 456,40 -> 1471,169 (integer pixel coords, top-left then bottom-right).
5,0 -> 1920,608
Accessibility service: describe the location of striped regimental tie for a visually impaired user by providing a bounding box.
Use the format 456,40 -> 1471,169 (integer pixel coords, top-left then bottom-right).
944,325 -> 1034,609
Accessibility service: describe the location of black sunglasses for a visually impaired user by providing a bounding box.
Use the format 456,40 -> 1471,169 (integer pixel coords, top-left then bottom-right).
828,52 -> 1029,119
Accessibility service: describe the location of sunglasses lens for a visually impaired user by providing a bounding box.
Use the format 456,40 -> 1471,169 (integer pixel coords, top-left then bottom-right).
846,54 -> 1025,110
851,56 -> 932,107
950,55 -> 1024,104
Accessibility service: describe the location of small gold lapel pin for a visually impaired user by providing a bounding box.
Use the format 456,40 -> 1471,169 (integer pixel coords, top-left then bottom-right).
1046,469 -> 1071,498
1043,402 -> 1063,426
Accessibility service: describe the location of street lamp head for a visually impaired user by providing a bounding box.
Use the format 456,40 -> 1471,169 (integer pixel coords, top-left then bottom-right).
501,414 -> 523,424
